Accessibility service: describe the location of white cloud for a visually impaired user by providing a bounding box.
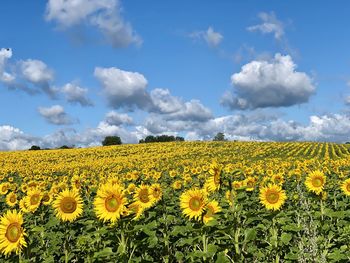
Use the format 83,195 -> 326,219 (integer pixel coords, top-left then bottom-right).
221,53 -> 315,110
189,26 -> 223,47
104,111 -> 133,126
45,0 -> 141,48
38,105 -> 76,125
0,48 -> 15,84
247,12 -> 284,40
20,59 -> 58,98
61,83 -> 94,107
94,67 -> 151,110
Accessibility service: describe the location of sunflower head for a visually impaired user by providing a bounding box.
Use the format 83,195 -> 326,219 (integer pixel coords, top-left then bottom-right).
52,189 -> 83,222
6,192 -> 17,207
150,183 -> 162,203
341,178 -> 350,196
94,183 -> 127,223
203,200 -> 221,224
0,210 -> 27,255
180,188 -> 208,221
24,188 -> 42,212
305,171 -> 326,195
259,184 -> 287,211
133,185 -> 155,209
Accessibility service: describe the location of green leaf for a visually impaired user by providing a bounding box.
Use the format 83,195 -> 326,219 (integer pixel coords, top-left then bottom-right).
280,232 -> 292,245
244,228 -> 257,242
93,247 -> 114,259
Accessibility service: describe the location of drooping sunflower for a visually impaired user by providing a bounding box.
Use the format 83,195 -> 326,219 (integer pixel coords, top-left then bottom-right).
133,185 -> 155,209
0,210 -> 27,256
259,184 -> 287,211
150,183 -> 162,203
244,176 -> 257,192
205,162 -> 222,192
53,189 -> 83,222
340,178 -> 350,196
305,171 -> 326,195
24,188 -> 42,212
180,188 -> 207,221
6,192 -> 17,207
203,200 -> 221,224
94,183 -> 127,223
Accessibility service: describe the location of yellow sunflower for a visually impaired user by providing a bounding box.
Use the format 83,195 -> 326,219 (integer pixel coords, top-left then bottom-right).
0,210 -> 27,255
259,184 -> 287,211
340,178 -> 350,196
127,202 -> 144,220
205,162 -> 222,192
5,192 -> 17,207
53,189 -> 83,222
94,183 -> 127,223
24,188 -> 42,212
41,192 -> 52,205
244,176 -> 257,191
19,199 -> 29,214
133,185 -> 155,209
203,200 -> 221,224
180,188 -> 207,221
150,183 -> 162,203
305,171 -> 326,195
0,183 -> 10,195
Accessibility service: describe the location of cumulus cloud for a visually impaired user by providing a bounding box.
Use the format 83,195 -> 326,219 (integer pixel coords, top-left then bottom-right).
61,83 -> 94,107
4,112 -> 350,151
247,12 -> 284,40
0,48 -> 15,84
189,26 -> 223,47
94,67 -> 151,110
45,0 -> 141,48
221,54 -> 315,110
19,59 -> 58,98
104,111 -> 133,126
150,88 -> 212,122
38,105 -> 76,125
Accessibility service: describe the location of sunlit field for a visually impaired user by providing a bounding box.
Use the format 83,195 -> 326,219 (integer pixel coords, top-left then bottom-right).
1,141 -> 350,262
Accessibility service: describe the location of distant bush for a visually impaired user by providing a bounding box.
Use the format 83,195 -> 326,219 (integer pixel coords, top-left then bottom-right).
213,132 -> 227,141
102,136 -> 122,146
29,145 -> 41,150
139,135 -> 184,143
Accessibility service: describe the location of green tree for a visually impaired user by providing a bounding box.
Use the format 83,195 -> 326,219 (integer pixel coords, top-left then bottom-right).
213,132 -> 227,141
102,136 -> 122,146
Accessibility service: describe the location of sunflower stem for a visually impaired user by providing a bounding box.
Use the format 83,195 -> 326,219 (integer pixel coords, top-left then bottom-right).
234,227 -> 240,255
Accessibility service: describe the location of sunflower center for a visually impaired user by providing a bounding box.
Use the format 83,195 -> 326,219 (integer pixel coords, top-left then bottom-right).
42,194 -> 50,202
60,197 -> 77,213
214,175 -> 220,185
346,183 -> 350,192
189,197 -> 202,211
30,194 -> 40,205
311,177 -> 323,188
247,181 -> 254,188
10,196 -> 16,203
152,188 -> 160,198
105,196 -> 120,212
139,189 -> 149,203
5,223 -> 21,243
266,191 -> 279,204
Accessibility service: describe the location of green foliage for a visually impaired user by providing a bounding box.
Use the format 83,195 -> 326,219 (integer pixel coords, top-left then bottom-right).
102,136 -> 122,146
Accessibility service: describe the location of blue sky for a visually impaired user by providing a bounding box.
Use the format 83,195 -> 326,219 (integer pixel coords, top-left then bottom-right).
1,0 -> 350,150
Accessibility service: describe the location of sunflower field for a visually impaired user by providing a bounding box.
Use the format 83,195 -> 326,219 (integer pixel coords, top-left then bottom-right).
1,141 -> 350,262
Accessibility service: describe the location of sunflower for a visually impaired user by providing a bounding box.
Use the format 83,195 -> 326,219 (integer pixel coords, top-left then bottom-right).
180,188 -> 207,221
244,176 -> 257,191
172,180 -> 182,190
41,192 -> 52,205
5,192 -> 17,207
133,185 -> 155,209
0,210 -> 27,255
127,202 -> 144,220
203,200 -> 221,224
340,178 -> 350,196
24,188 -> 42,212
94,183 -> 127,223
205,162 -> 222,192
19,199 -> 29,214
53,189 -> 83,222
271,173 -> 285,185
259,184 -> 287,211
0,183 -> 10,195
305,171 -> 326,195
150,183 -> 162,203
